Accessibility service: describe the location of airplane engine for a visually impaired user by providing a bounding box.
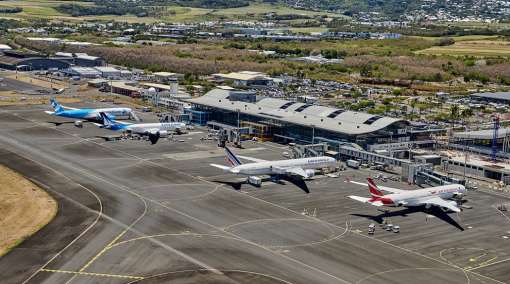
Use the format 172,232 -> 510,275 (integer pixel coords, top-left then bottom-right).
304,169 -> 315,178
74,120 -> 83,128
452,193 -> 463,199
158,130 -> 168,138
396,201 -> 405,207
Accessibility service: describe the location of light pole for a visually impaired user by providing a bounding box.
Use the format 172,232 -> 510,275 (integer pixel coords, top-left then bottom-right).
237,108 -> 240,130
311,125 -> 315,144
463,134 -> 469,183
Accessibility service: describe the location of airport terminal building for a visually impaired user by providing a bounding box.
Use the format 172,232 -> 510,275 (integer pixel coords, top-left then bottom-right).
188,87 -> 410,148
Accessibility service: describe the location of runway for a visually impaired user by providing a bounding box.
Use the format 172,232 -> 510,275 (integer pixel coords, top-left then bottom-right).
0,104 -> 509,284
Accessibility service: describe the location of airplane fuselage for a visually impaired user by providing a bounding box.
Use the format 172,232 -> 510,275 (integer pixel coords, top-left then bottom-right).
231,157 -> 336,176
54,108 -> 132,121
374,184 -> 466,207
124,122 -> 186,134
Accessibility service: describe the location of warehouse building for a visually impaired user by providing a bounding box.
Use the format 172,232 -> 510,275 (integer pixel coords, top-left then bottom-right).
188,87 -> 410,147
109,82 -> 142,97
54,52 -> 105,67
470,92 -> 510,105
95,66 -> 121,79
65,67 -> 101,78
153,72 -> 181,83
0,50 -> 71,70
211,71 -> 274,88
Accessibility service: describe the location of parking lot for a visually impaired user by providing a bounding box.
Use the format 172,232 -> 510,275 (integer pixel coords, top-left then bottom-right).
0,102 -> 509,284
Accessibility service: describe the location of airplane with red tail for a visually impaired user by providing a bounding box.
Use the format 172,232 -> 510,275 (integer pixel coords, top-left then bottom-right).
349,178 -> 466,213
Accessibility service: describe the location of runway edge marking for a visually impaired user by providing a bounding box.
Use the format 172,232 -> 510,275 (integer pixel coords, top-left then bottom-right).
40,269 -> 144,280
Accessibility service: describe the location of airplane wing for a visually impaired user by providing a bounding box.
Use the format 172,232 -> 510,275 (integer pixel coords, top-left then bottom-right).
210,164 -> 232,171
145,128 -> 160,134
237,155 -> 267,163
421,196 -> 461,213
348,195 -> 373,204
283,167 -> 308,178
348,196 -> 386,206
114,120 -> 132,125
350,181 -> 404,193
62,106 -> 78,110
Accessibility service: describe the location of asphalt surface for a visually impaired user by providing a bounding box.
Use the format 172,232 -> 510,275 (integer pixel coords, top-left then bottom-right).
0,76 -> 51,94
0,103 -> 509,284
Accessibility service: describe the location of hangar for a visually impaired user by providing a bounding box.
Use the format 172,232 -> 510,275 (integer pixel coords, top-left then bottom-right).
188,87 -> 410,147
0,50 -> 71,71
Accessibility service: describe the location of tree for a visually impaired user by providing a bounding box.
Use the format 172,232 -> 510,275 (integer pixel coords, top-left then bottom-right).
450,104 -> 460,129
438,37 -> 455,46
409,98 -> 418,117
392,88 -> 403,96
460,108 -> 474,129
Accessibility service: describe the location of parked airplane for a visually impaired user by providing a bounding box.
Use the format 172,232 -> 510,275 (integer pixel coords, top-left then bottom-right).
98,112 -> 186,144
45,98 -> 135,127
210,147 -> 337,179
349,178 -> 466,213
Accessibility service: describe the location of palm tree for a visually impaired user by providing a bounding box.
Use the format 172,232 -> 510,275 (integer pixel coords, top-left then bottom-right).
460,108 -> 474,129
410,98 -> 417,117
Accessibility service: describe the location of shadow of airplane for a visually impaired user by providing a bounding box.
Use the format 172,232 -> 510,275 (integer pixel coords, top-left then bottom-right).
212,180 -> 244,191
48,121 -> 77,126
351,205 -> 464,231
276,175 -> 310,194
211,175 -> 310,194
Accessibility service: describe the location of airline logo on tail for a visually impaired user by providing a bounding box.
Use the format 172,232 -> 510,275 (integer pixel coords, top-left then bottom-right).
99,112 -> 116,129
224,147 -> 242,167
50,98 -> 64,113
367,178 -> 384,197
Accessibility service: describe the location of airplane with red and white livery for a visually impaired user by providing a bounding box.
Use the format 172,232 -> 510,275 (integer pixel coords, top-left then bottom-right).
349,178 -> 466,213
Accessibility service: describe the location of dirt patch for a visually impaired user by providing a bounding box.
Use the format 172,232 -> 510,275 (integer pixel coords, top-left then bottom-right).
0,165 -> 57,256
6,74 -> 66,89
0,95 -> 81,106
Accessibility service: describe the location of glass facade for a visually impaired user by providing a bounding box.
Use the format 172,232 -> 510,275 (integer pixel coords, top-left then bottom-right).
184,109 -> 209,125
191,105 -> 409,149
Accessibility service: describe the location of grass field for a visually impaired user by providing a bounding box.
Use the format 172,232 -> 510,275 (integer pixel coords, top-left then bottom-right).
0,0 -> 94,18
289,27 -> 329,34
437,21 -> 510,30
0,165 -> 57,256
411,35 -> 500,42
0,1 -> 338,23
416,39 -> 510,57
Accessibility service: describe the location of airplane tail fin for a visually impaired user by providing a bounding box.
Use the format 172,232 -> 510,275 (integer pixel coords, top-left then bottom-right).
99,112 -> 116,129
367,178 -> 384,197
224,147 -> 242,167
50,98 -> 64,113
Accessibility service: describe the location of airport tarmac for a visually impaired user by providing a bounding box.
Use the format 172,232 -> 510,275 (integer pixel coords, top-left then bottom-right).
0,76 -> 50,94
0,103 -> 509,284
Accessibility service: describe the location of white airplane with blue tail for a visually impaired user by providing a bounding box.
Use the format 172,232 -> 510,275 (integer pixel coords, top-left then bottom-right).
45,98 -> 135,127
98,112 -> 186,144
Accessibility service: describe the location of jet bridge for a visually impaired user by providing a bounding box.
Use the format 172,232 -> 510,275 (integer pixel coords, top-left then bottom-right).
415,169 -> 465,186
289,143 -> 328,158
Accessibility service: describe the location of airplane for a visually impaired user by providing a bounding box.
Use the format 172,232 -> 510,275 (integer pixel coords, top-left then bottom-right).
210,147 -> 337,180
45,98 -> 135,127
98,112 -> 186,144
348,178 -> 466,213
